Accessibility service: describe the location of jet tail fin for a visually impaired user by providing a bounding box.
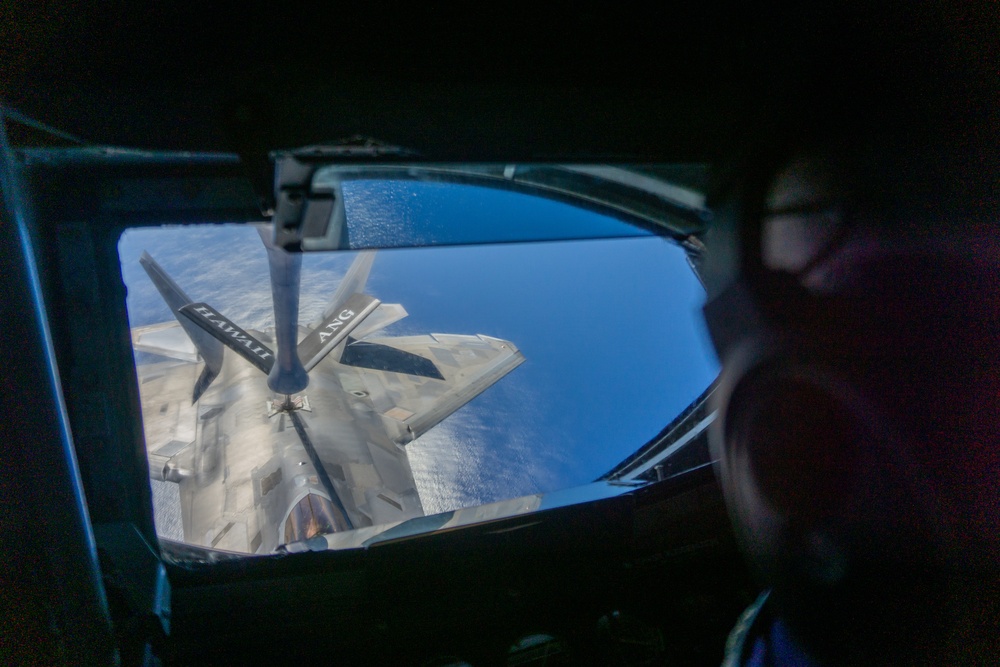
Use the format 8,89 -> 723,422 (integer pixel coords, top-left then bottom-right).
192,365 -> 220,403
319,251 -> 376,322
298,250 -> 387,370
139,252 -> 225,403
178,303 -> 275,374
298,293 -> 380,371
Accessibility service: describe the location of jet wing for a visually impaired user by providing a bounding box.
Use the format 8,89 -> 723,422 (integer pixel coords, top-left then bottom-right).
337,333 -> 525,445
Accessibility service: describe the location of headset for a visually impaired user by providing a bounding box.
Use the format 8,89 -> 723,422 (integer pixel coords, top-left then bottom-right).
700,148 -> 1000,659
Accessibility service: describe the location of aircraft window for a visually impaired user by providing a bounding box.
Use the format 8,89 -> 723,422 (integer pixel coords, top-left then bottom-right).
119,177 -> 719,557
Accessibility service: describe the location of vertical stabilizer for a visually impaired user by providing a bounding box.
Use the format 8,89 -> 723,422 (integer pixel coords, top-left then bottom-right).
320,251 -> 376,321
298,293 -> 380,371
139,252 -> 224,403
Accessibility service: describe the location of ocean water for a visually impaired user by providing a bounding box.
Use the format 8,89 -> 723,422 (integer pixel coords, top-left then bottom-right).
119,183 -> 719,543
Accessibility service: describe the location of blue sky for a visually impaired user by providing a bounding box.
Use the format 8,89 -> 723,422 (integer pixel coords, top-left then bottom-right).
119,180 -> 719,513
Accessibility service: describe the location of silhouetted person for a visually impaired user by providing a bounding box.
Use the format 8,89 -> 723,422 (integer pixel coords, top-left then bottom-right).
703,6 -> 999,665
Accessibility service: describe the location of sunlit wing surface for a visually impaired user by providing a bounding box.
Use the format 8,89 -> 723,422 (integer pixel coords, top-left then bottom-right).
134,249 -> 523,555
340,333 -> 525,443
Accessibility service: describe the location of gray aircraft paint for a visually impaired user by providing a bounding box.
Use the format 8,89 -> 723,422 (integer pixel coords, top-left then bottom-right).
178,303 -> 274,373
139,252 -> 225,403
298,293 -> 381,371
132,248 -> 524,554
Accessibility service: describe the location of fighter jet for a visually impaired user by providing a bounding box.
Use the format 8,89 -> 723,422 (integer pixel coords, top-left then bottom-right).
130,228 -> 524,554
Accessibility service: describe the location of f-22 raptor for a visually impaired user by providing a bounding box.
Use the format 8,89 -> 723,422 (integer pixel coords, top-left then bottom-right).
131,228 -> 524,554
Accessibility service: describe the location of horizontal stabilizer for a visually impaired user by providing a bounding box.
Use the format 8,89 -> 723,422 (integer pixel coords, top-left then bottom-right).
340,338 -> 444,379
350,303 -> 408,340
139,252 -> 225,402
178,303 -> 275,374
298,293 -> 380,371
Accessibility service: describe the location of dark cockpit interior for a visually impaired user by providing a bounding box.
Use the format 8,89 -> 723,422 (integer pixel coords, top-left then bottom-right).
2,5 -> 996,666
